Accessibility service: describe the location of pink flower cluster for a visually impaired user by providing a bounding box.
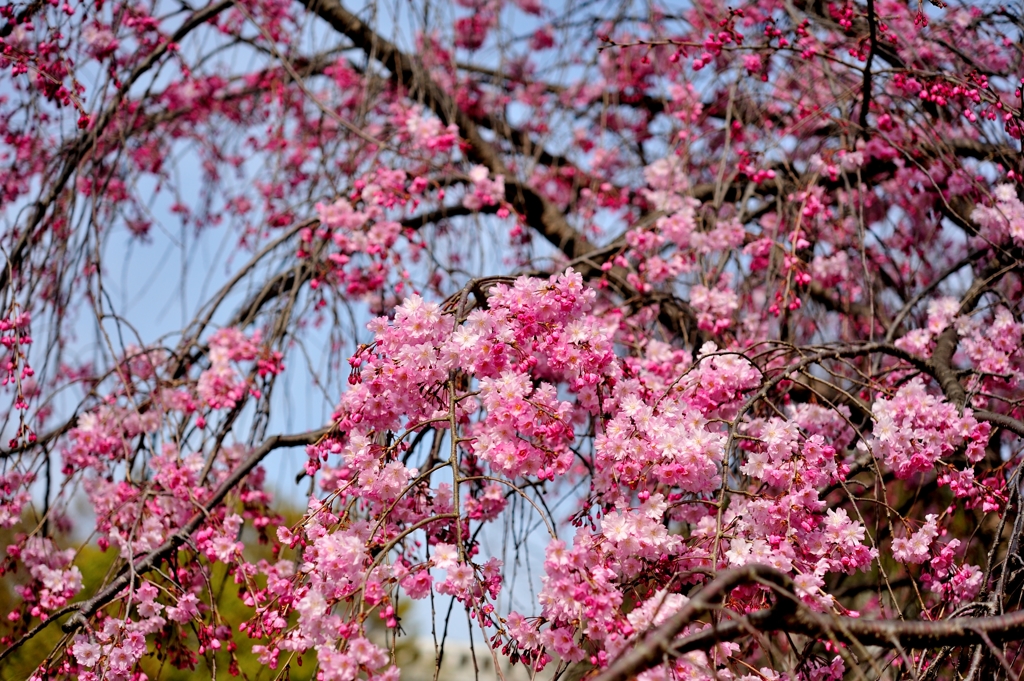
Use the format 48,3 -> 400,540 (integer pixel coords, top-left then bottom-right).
892,514 -> 939,563
70,581 -> 186,681
198,328 -> 279,409
462,165 -> 505,211
971,184 -> 1024,246
723,500 -> 875,610
62,406 -> 148,473
315,197 -> 402,256
889,516 -> 984,604
960,306 -> 1024,386
0,310 -> 33,385
594,393 -> 723,496
894,296 -> 960,357
14,0 -> 1024,679
690,284 -> 740,333
246,501 -> 400,680
0,470 -> 33,527
868,378 -> 988,478
247,271 -> 634,668
402,108 -> 460,153
8,537 -> 83,618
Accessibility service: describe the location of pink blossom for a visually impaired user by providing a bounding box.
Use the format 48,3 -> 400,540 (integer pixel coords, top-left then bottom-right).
892,515 -> 939,564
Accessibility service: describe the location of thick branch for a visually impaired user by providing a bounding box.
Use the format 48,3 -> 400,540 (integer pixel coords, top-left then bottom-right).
300,0 -> 706,343
595,565 -> 1024,681
924,258 -> 1024,437
594,566 -> 795,681
299,0 -> 594,261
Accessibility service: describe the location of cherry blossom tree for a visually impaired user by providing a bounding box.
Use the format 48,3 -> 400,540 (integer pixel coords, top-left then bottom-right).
2,0 -> 1024,678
